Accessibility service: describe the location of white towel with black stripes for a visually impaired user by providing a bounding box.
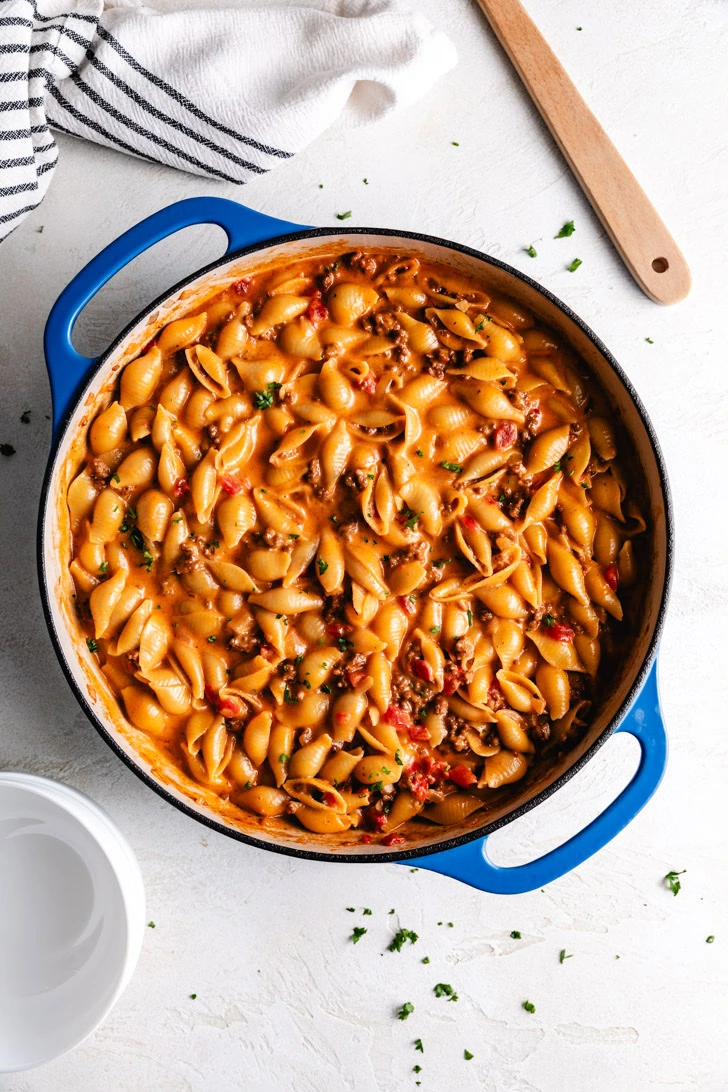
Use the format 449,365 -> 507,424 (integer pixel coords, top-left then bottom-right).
0,0 -> 457,241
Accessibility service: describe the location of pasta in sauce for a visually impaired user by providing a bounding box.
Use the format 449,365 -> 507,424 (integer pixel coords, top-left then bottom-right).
67,249 -> 646,844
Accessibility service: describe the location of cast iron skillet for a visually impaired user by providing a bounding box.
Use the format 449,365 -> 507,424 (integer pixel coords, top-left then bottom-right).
39,198 -> 672,893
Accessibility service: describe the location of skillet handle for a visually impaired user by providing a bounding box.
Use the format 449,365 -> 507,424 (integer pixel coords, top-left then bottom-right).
406,660 -> 666,894
43,197 -> 306,438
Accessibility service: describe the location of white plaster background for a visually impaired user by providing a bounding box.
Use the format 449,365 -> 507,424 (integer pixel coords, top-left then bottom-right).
0,0 -> 727,1088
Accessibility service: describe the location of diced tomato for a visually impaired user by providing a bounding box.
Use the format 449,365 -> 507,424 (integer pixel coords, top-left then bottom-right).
382,832 -> 406,847
461,513 -> 479,532
405,755 -> 447,801
346,669 -> 367,688
548,622 -> 575,643
335,711 -> 352,725
305,292 -> 329,324
355,373 -> 377,395
408,722 -> 431,742
140,337 -> 157,355
326,623 -> 352,638
604,563 -> 619,592
204,684 -> 218,707
411,658 -> 434,683
218,696 -> 243,718
384,704 -> 412,731
323,792 -> 339,808
258,643 -> 276,661
408,773 -> 430,802
232,277 -> 251,295
363,807 -> 387,831
442,664 -> 464,696
495,422 -> 518,450
361,835 -> 372,844
173,477 -> 189,499
448,764 -> 477,788
398,595 -> 417,616
220,474 -> 242,495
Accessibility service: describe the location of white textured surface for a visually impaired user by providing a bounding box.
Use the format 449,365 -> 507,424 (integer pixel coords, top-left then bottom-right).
1,0 -> 727,1088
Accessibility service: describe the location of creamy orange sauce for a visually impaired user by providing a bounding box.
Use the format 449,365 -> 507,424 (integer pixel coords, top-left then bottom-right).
66,250 -> 646,845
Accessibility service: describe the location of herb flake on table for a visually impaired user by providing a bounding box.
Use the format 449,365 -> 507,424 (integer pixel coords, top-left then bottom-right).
707,935 -> 715,943
397,1001 -> 414,1020
524,244 -> 537,258
510,930 -> 522,939
567,258 -> 582,272
189,993 -> 197,1000
645,337 -> 654,343
414,1038 -> 424,1052
413,1064 -> 422,1073
20,410 -> 30,423
388,928 -> 419,952
350,926 -> 367,944
559,949 -> 573,963
665,869 -> 686,896
434,983 -> 458,1002
363,178 -> 368,184
464,1049 -> 474,1060
522,1000 -> 536,1013
336,211 -> 352,220
0,443 -> 16,456
556,220 -> 576,238
147,921 -> 155,928
346,907 -> 356,912
363,908 -> 372,915
421,956 -> 430,964
452,141 -> 460,146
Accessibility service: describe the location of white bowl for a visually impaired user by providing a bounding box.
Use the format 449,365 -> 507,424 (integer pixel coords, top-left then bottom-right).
0,773 -> 145,1072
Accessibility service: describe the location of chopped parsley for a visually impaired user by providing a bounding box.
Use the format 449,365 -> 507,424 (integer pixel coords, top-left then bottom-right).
388,928 -> 419,952
337,637 -> 354,652
434,983 -> 458,1002
141,549 -> 154,572
336,211 -> 352,221
553,461 -> 562,471
464,1050 -> 474,1061
543,612 -> 556,627
577,25 -> 582,30
559,949 -> 573,963
129,527 -> 145,552
395,750 -> 404,766
253,389 -> 274,410
396,1002 -> 414,1021
556,220 -> 576,238
414,1038 -> 424,1052
98,561 -> 109,574
206,635 -> 216,644
318,559 -> 329,574
474,318 -> 485,332
415,449 -> 423,457
467,609 -> 473,627
440,461 -> 462,473
510,930 -> 521,939
278,752 -> 290,764
432,558 -> 451,568
112,472 -> 121,483
303,679 -> 311,689
665,869 -> 685,896
283,687 -> 298,705
20,409 -> 31,424
524,244 -> 538,258
645,337 -> 654,344
0,443 -> 16,456
321,683 -> 332,694
567,257 -> 583,272
429,626 -> 441,634
398,505 -> 420,531
86,638 -> 98,653
350,926 -> 367,944
522,1000 -> 536,1013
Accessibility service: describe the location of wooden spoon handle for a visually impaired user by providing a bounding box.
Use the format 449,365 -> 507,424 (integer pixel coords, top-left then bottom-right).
475,0 -> 691,304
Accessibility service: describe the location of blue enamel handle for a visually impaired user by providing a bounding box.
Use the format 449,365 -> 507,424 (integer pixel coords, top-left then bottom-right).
43,197 -> 306,437
408,660 -> 666,894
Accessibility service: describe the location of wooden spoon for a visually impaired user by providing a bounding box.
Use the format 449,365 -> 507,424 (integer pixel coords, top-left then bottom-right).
475,0 -> 691,304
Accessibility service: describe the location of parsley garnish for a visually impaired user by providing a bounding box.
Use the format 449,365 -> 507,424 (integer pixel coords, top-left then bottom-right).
474,318 -> 485,332
336,211 -> 352,221
321,683 -> 332,694
543,612 -> 556,627
279,752 -> 290,764
567,257 -> 583,272
524,244 -> 537,258
399,505 -> 420,530
283,688 -> 298,705
129,527 -> 144,552
414,1038 -> 424,1052
665,869 -> 685,896
318,559 -> 329,574
207,635 -> 216,643
86,638 -> 98,653
395,750 -> 404,766
559,949 -> 573,963
98,561 -> 109,574
337,637 -> 354,652
440,461 -> 462,473
112,472 -> 120,483
434,983 -> 458,1002
351,926 -> 367,943
510,930 -> 521,939
388,928 -> 419,952
253,389 -> 274,410
464,1050 -> 474,1060
523,1000 -> 536,1013
415,449 -> 423,457
467,609 -> 473,627
432,558 -> 450,568
556,220 -> 575,238
553,461 -> 562,471
397,1002 -> 414,1020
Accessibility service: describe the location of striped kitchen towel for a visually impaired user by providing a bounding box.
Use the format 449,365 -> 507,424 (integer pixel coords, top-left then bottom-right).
0,0 -> 457,241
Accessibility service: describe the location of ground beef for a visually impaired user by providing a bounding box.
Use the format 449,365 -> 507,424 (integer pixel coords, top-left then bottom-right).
523,407 -> 542,437
331,652 -> 367,690
306,457 -> 322,490
206,423 -> 221,447
337,520 -> 359,541
530,716 -> 551,744
321,270 -> 336,291
512,389 -> 536,414
445,713 -> 469,750
88,457 -> 111,483
423,348 -> 452,378
348,250 -> 378,277
174,540 -> 203,575
567,672 -> 592,702
343,469 -> 370,493
277,661 -> 297,682
364,311 -> 401,337
433,695 -> 448,716
262,527 -> 288,549
506,495 -> 526,520
322,594 -> 345,624
530,603 -> 549,628
298,727 -> 313,746
388,541 -> 429,567
228,632 -> 259,653
321,343 -> 341,360
475,603 -> 493,624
